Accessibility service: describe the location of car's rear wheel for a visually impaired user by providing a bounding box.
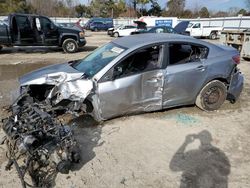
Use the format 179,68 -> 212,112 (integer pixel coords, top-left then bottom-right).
62,38 -> 78,53
196,80 -> 227,111
209,32 -> 217,40
0,45 -> 2,51
113,32 -> 119,38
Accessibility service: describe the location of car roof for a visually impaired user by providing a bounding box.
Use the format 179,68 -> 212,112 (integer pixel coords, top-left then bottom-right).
113,33 -> 200,48
112,33 -> 225,57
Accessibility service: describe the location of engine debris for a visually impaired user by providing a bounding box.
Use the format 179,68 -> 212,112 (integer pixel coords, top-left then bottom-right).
1,99 -> 80,188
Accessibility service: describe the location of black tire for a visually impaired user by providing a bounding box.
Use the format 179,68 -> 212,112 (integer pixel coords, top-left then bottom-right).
209,32 -> 217,40
113,32 -> 119,38
196,80 -> 227,111
0,45 -> 2,51
62,38 -> 78,53
243,57 -> 250,61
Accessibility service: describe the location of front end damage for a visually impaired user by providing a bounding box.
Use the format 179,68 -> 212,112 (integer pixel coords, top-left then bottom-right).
1,70 -> 97,187
19,71 -> 94,113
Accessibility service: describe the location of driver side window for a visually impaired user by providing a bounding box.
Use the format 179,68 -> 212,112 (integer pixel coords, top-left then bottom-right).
113,45 -> 163,79
39,17 -> 52,31
193,23 -> 201,28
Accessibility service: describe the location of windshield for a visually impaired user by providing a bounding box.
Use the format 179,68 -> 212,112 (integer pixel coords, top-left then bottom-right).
71,42 -> 126,78
188,23 -> 193,28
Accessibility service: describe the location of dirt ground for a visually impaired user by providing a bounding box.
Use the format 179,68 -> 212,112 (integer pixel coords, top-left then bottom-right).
0,32 -> 250,188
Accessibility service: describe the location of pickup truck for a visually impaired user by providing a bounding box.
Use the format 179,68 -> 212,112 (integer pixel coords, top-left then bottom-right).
186,22 -> 223,40
0,13 -> 86,53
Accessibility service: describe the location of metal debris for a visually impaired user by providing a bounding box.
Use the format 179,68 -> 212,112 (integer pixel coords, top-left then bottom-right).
1,97 -> 80,188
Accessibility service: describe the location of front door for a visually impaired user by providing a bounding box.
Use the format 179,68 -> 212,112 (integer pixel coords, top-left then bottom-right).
191,23 -> 202,37
39,16 -> 59,45
97,44 -> 165,119
163,43 -> 209,107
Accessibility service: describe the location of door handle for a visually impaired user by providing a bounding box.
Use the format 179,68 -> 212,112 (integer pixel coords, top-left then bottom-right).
147,78 -> 158,83
196,65 -> 205,72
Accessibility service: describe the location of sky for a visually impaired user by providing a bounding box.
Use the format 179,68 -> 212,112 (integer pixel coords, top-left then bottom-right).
79,0 -> 246,11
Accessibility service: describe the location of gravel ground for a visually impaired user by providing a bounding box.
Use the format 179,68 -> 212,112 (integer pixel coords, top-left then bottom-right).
0,32 -> 250,188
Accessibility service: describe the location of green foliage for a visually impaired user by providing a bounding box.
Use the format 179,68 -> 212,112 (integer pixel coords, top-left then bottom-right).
199,7 -> 209,18
147,0 -> 162,16
0,0 -> 33,15
90,0 -> 126,18
166,0 -> 185,17
75,4 -> 92,17
237,9 -> 247,15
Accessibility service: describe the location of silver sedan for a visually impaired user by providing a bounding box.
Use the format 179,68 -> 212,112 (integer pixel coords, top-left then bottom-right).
19,33 -> 243,121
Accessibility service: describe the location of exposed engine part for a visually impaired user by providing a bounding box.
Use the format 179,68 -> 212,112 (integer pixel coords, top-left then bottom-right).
1,101 -> 80,188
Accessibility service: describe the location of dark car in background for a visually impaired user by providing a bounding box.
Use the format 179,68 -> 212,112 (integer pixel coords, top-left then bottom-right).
131,21 -> 190,35
90,21 -> 113,31
0,13 -> 86,53
84,17 -> 113,31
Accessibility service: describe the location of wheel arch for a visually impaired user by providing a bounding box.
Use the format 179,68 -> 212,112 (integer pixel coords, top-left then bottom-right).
59,34 -> 79,46
194,76 -> 229,102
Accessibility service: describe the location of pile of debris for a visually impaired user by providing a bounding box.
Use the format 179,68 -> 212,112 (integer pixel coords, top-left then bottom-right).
1,94 -> 80,188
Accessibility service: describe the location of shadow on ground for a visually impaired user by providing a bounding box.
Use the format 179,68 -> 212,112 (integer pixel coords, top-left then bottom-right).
0,45 -> 98,54
170,130 -> 231,187
69,114 -> 104,171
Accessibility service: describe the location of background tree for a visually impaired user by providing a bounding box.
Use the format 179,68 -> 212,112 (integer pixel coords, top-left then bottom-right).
75,4 -> 92,17
237,8 -> 247,15
181,9 -> 193,18
0,0 -> 33,15
228,7 -> 240,16
166,0 -> 185,17
199,7 -> 209,18
213,11 -> 228,17
147,0 -> 162,16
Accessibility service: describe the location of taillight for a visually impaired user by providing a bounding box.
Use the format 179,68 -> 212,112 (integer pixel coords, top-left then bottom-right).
232,54 -> 240,64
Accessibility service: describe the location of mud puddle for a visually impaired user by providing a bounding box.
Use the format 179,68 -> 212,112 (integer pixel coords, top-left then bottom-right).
0,62 -> 56,106
0,61 -> 57,81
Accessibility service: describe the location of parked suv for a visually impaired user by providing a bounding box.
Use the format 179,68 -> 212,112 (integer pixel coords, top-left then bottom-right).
90,21 -> 113,31
0,13 -> 86,53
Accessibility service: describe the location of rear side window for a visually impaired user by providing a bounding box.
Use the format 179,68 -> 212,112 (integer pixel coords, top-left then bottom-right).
168,43 -> 208,65
15,16 -> 31,29
39,17 -> 52,30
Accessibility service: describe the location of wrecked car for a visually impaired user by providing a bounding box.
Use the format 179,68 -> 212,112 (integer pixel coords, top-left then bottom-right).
18,33 -> 243,122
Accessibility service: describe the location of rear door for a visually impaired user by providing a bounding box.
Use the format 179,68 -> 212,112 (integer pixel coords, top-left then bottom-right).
163,42 -> 209,107
14,15 -> 34,44
0,21 -> 9,44
97,44 -> 165,119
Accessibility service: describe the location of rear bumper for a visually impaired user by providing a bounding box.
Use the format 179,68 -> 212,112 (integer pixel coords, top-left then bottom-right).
227,70 -> 244,102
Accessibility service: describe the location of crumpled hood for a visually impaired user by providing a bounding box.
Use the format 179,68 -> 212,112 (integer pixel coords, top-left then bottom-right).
19,63 -> 83,86
19,62 -> 94,105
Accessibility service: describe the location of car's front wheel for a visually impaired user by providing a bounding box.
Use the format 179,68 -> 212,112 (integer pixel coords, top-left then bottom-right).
113,32 -> 119,38
0,45 -> 3,51
62,38 -> 78,53
196,80 -> 227,111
